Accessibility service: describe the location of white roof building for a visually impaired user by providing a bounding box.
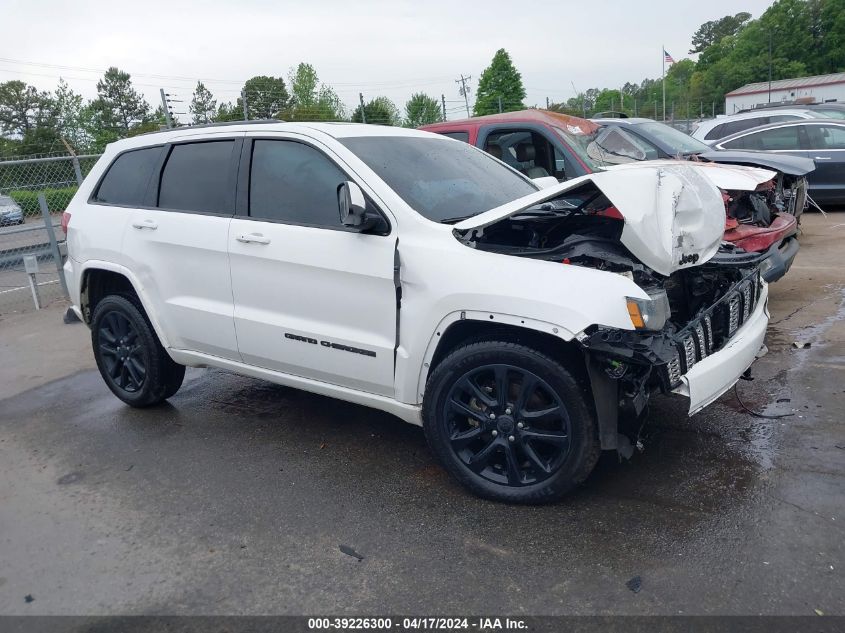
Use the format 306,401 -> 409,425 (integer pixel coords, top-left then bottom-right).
725,72 -> 845,113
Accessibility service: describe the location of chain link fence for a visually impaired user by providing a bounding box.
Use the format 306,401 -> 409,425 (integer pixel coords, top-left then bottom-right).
0,153 -> 101,316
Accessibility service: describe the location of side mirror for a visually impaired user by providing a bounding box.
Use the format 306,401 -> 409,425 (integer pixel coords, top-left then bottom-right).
532,176 -> 560,189
338,181 -> 370,228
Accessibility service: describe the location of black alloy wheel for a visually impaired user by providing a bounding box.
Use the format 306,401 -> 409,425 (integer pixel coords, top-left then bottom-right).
444,364 -> 571,487
91,294 -> 185,407
98,310 -> 146,393
423,341 -> 600,503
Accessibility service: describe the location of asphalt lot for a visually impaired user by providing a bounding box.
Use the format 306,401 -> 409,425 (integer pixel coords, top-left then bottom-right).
0,213 -> 842,616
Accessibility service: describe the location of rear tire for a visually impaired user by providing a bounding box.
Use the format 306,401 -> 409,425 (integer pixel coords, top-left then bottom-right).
423,341 -> 599,504
91,294 -> 185,407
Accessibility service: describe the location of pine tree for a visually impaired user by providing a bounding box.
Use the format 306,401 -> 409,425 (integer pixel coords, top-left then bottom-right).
91,67 -> 151,134
190,81 -> 217,124
404,93 -> 442,127
473,49 -> 526,116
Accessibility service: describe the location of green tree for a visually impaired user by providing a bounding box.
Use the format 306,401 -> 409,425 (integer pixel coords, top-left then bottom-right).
351,96 -> 400,125
286,63 -> 344,121
404,93 -> 442,127
91,67 -> 151,135
0,80 -> 55,136
239,75 -> 289,119
215,101 -> 242,122
473,49 -> 526,116
53,78 -> 88,151
190,81 -> 217,124
690,12 -> 752,53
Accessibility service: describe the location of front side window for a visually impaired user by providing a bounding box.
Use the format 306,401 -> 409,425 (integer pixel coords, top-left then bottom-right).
249,140 -> 348,227
94,146 -> 163,206
340,136 -> 538,223
158,141 -> 235,213
722,125 -> 802,151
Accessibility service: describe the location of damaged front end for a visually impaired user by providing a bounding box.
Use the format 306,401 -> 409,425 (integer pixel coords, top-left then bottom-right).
453,163 -> 770,453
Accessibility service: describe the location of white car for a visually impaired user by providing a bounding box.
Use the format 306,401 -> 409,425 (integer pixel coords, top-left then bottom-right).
692,109 -> 825,145
63,122 -> 769,503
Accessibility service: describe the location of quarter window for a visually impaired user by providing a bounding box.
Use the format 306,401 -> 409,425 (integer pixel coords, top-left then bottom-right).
94,146 -> 163,206
158,141 -> 235,213
248,140 -> 347,227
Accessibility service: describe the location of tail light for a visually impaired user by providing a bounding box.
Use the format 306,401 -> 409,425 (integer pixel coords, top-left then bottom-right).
61,211 -> 71,234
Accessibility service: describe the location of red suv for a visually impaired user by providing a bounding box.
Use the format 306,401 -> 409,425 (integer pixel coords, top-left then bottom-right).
420,110 -> 813,282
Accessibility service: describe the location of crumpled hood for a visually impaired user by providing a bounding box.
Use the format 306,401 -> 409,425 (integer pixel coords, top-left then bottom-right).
454,163 -> 726,276
606,160 -> 777,191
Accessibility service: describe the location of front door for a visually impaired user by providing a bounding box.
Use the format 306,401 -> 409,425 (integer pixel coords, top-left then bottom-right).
228,137 -> 398,397
803,123 -> 845,205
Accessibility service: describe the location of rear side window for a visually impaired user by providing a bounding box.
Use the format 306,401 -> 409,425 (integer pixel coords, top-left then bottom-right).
249,140 -> 346,227
94,147 -> 163,206
158,141 -> 235,213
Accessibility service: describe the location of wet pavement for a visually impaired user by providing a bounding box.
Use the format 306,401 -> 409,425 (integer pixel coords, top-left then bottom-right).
0,215 -> 842,616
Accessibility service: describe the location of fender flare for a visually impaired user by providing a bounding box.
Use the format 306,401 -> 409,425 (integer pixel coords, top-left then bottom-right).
79,259 -> 172,349
413,310 -> 576,401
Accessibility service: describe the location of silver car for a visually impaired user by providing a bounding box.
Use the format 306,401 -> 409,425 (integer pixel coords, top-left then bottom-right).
0,195 -> 24,226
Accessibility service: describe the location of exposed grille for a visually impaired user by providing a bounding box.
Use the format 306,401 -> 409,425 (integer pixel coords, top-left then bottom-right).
663,270 -> 762,388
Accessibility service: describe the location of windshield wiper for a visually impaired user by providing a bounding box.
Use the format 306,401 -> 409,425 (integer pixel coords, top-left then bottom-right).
440,215 -> 474,224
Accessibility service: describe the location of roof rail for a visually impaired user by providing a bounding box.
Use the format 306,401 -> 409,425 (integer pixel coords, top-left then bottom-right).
137,119 -> 284,136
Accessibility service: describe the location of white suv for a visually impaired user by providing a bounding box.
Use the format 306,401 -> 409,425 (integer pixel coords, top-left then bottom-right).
63,122 -> 769,503
692,109 -> 824,145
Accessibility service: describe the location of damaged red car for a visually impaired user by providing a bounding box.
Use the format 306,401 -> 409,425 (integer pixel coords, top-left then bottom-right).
421,110 -> 814,282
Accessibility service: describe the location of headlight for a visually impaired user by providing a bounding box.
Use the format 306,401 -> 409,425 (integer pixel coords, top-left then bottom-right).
626,288 -> 671,331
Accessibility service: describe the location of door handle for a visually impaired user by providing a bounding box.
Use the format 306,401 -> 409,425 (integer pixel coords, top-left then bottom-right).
813,156 -> 832,160
131,219 -> 158,230
236,233 -> 271,245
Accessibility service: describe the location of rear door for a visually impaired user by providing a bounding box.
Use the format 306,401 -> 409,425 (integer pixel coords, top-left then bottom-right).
228,134 -> 398,397
803,123 -> 845,205
121,136 -> 242,360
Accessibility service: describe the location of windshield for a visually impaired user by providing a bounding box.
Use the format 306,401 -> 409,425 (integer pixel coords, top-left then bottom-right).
551,125 -> 602,171
633,121 -> 710,154
339,136 -> 538,223
811,109 -> 845,120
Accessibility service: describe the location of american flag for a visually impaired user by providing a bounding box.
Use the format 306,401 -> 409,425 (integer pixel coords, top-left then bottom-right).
664,49 -> 675,64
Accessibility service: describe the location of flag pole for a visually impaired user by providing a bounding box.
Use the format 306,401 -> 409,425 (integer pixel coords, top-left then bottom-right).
662,45 -> 666,122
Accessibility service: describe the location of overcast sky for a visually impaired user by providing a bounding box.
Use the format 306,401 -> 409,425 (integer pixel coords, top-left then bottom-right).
4,0 -> 773,120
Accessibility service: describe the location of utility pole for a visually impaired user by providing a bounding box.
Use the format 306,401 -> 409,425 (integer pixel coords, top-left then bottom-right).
455,74 -> 471,118
160,89 -> 173,129
768,30 -> 773,103
241,89 -> 249,120
441,94 -> 447,121
359,93 -> 367,124
497,96 -> 503,113
545,96 -> 549,109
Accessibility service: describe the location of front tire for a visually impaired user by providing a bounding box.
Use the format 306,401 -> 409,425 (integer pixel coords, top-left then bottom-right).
423,341 -> 599,504
91,294 -> 185,407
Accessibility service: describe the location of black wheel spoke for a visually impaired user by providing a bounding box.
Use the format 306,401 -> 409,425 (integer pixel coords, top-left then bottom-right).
450,426 -> 483,449
467,438 -> 499,472
522,428 -> 569,445
521,405 -> 562,423
459,376 -> 496,408
448,398 -> 488,424
99,343 -> 118,357
100,327 -> 117,345
493,366 -> 509,407
515,375 -> 538,415
503,443 -> 523,485
520,440 -> 551,474
125,358 -> 144,387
